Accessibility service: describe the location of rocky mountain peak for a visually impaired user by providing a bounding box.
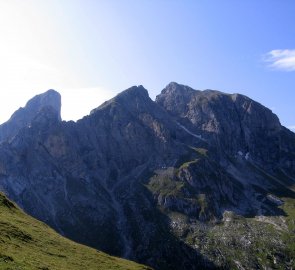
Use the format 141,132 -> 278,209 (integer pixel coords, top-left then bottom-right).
91,85 -> 151,115
158,82 -> 196,97
0,89 -> 61,143
155,82 -> 197,117
113,85 -> 149,103
156,84 -> 284,165
25,89 -> 61,120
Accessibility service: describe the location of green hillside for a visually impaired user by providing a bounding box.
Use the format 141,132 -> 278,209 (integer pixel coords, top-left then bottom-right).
0,193 -> 152,270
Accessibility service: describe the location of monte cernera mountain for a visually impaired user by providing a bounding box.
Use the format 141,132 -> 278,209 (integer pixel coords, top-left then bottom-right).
0,82 -> 294,270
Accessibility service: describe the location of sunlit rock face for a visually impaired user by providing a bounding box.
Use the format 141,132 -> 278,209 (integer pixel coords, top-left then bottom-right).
0,83 -> 294,270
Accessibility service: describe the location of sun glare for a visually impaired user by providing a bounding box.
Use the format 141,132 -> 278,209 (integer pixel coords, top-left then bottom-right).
0,1 -> 115,123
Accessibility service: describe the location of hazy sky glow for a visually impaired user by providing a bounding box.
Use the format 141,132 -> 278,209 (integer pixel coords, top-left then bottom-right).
0,0 -> 294,130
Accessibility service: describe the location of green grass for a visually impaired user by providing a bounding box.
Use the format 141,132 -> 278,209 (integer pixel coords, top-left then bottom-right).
189,147 -> 208,156
146,174 -> 185,197
0,193 -> 152,270
178,159 -> 199,170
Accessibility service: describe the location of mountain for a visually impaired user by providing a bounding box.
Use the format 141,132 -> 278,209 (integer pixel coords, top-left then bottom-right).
0,83 -> 294,269
0,89 -> 61,143
0,192 -> 151,270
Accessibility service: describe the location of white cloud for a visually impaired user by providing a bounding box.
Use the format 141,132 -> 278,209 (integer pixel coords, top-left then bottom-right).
287,125 -> 295,131
264,49 -> 295,71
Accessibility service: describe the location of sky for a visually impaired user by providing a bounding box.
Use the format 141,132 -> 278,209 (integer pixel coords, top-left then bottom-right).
0,0 -> 294,130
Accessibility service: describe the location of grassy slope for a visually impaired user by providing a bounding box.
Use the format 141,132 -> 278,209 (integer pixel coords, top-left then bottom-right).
0,193 -> 152,270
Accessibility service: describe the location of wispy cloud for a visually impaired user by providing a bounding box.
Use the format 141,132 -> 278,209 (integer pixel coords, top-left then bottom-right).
264,49 -> 295,71
287,125 -> 295,131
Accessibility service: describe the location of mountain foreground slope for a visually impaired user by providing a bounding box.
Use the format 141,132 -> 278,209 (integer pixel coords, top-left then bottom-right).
0,83 -> 294,269
0,192 -> 151,270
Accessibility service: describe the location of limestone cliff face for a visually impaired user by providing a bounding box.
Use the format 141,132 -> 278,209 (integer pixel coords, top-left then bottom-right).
0,84 -> 294,270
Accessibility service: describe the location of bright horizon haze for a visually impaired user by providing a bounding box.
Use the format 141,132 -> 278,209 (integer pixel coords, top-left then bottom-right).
0,0 -> 294,131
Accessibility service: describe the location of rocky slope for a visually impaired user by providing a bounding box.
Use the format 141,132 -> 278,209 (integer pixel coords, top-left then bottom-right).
0,192 -> 151,270
0,83 -> 294,269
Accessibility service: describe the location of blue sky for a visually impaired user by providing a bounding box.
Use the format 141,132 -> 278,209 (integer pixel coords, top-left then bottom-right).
0,0 -> 294,130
